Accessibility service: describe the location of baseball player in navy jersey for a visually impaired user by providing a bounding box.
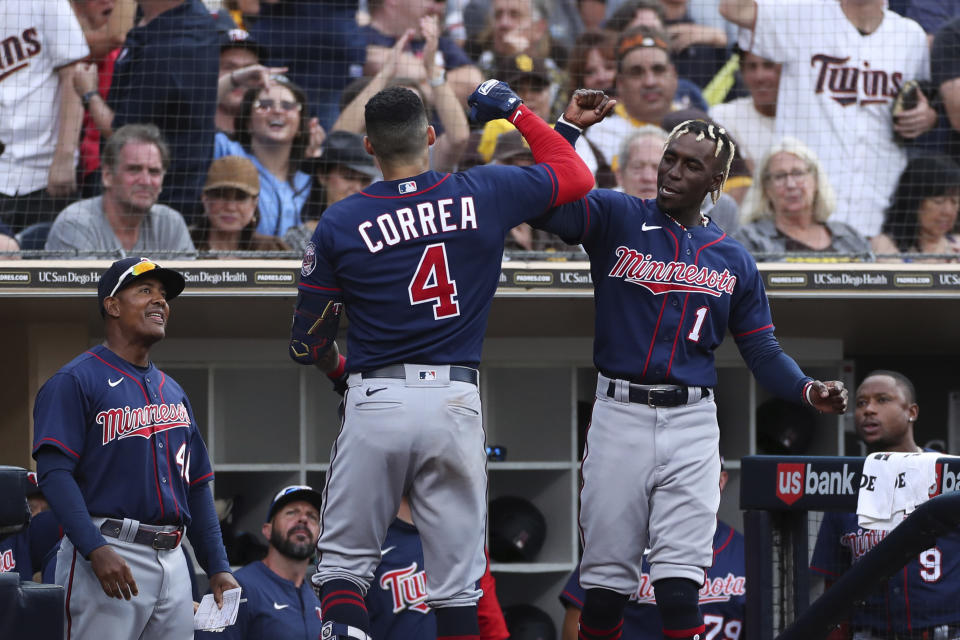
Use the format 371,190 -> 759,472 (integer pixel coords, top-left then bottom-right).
288,81 -> 611,640
0,471 -> 45,581
811,370 -> 960,640
32,257 -> 238,640
538,118 -> 848,640
196,485 -> 325,640
560,465 -> 746,640
366,497 -> 510,640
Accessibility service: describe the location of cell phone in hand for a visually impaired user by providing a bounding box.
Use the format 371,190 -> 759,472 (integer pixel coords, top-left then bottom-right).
899,84 -> 919,112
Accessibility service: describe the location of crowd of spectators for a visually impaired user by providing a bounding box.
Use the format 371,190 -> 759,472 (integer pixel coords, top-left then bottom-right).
2,0 -> 960,263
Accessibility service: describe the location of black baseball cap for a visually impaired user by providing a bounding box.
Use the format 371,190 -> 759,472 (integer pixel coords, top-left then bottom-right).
317,131 -> 378,178
97,257 -> 186,314
266,485 -> 323,523
219,25 -> 265,61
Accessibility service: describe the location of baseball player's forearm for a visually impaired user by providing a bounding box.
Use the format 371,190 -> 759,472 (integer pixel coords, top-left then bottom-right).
289,291 -> 342,366
512,105 -> 593,205
736,332 -> 813,403
186,484 -> 231,576
36,448 -> 109,557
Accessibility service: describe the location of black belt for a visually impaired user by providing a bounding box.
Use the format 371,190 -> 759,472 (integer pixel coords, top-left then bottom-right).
606,381 -> 710,407
362,364 -> 478,386
100,519 -> 183,550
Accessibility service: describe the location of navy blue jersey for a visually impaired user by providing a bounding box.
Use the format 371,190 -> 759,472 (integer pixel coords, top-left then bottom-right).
811,511 -> 960,634
560,521 -> 746,640
367,519 -> 435,640
32,345 -> 213,525
299,167 -> 562,372
28,510 -> 62,583
195,560 -> 323,640
539,192 -> 781,387
0,530 -> 33,581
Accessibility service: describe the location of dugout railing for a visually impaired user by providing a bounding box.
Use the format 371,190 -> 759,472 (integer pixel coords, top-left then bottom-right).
739,455 -> 960,640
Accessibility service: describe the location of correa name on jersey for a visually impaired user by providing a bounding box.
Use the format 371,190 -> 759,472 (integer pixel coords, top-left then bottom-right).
379,562 -> 430,614
357,196 -> 478,254
608,246 -> 738,296
98,402 -> 191,444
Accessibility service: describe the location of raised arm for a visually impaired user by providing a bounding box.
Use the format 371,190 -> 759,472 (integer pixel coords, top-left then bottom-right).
468,82 -> 606,204
718,0 -> 757,30
48,62 -> 85,197
332,30 -> 415,133
422,16 -> 469,172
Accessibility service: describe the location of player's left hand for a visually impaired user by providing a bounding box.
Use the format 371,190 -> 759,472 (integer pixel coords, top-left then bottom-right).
208,572 -> 240,609
893,90 -> 937,139
806,380 -> 848,414
562,89 -> 616,129
467,80 -> 522,124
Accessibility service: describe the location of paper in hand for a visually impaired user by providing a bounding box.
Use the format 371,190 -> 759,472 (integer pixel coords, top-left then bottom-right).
194,587 -> 242,631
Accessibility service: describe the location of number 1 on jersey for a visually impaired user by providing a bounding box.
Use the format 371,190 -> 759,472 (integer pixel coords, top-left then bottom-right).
687,306 -> 709,342
408,243 -> 460,319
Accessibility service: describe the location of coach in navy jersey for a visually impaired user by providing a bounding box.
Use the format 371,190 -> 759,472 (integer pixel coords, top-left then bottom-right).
288,82 -> 609,640
33,257 -> 238,640
811,370 -> 960,640
196,485 -> 325,640
538,118 -> 847,640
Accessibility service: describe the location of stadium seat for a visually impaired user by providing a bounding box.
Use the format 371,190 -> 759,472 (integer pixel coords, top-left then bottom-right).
14,222 -> 53,251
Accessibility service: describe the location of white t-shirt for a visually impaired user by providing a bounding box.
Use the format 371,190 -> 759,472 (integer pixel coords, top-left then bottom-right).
709,96 -> 775,168
747,0 -> 929,236
0,2 -> 89,195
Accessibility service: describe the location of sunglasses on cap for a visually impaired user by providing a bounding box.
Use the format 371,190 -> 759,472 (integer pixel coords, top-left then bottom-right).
109,259 -> 160,298
272,485 -> 315,502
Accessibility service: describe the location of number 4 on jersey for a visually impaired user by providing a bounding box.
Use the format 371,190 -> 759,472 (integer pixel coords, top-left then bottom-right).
408,243 -> 460,320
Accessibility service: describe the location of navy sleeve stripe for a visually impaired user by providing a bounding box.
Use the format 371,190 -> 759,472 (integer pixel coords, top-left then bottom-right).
299,282 -> 341,293
34,437 -> 81,459
810,565 -> 838,578
541,163 -> 559,206
87,351 -> 150,402
734,324 -> 773,338
190,471 -> 214,485
560,590 -> 583,608
359,173 -> 452,199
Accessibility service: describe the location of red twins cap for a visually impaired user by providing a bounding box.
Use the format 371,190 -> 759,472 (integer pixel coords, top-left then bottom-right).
266,485 -> 323,523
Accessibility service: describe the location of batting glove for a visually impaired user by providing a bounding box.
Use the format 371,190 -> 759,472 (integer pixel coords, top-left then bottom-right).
468,79 -> 523,124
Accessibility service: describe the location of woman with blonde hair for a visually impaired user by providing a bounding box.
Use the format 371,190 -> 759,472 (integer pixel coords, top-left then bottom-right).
733,137 -> 870,257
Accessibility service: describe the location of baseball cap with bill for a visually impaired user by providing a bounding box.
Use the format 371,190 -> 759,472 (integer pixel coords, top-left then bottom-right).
317,131 -> 378,178
266,485 -> 324,522
204,155 -> 260,196
97,257 -> 186,315
496,53 -> 551,90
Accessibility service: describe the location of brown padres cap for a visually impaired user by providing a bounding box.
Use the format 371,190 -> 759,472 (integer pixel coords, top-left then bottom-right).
204,155 -> 260,196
